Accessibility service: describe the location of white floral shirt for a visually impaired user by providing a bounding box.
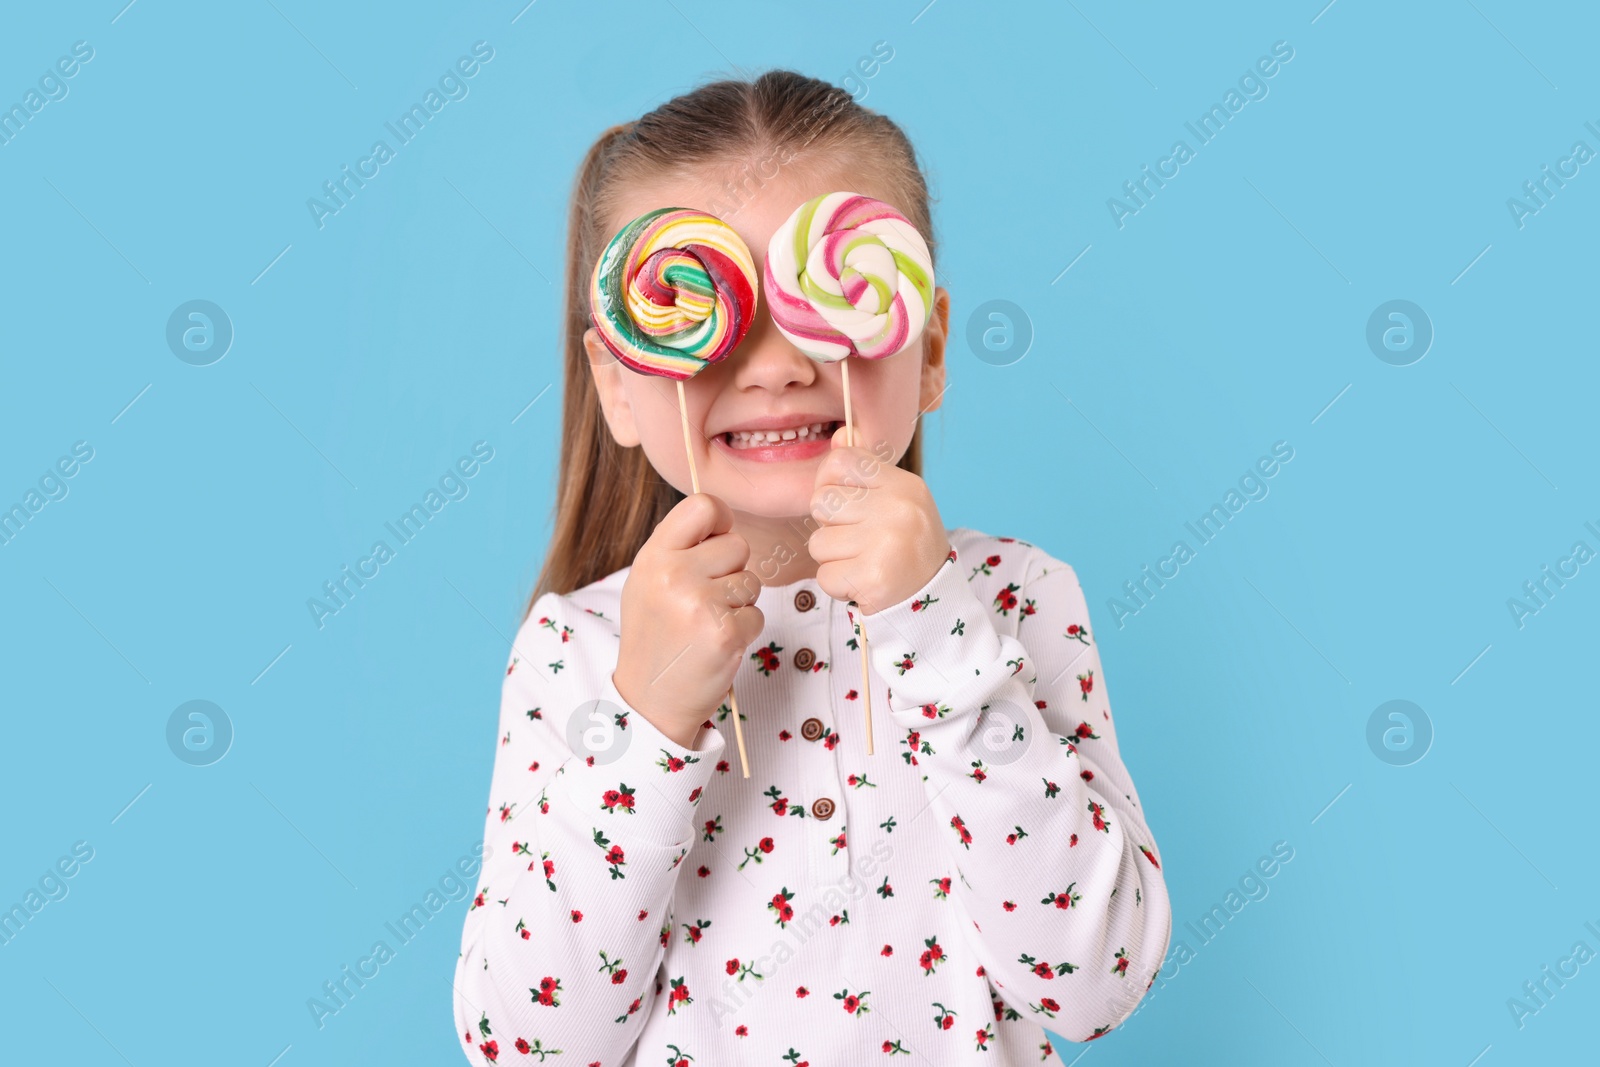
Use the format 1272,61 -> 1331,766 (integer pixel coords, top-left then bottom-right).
453,528 -> 1172,1065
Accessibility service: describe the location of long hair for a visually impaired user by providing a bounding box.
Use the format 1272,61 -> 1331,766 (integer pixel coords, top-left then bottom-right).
526,70 -> 938,621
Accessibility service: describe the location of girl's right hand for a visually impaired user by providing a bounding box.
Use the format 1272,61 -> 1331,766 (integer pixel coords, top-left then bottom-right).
613,493 -> 765,748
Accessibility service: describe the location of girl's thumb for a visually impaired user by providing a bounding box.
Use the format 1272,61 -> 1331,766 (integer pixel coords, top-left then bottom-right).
831,424 -> 852,449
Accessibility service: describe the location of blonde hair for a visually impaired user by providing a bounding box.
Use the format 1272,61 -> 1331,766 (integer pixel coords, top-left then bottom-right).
526,70 -> 938,621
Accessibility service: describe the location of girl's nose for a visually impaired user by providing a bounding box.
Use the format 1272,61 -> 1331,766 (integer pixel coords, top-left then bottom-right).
727,310 -> 820,392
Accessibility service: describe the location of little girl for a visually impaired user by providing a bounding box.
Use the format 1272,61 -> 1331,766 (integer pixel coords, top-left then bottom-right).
453,70 -> 1171,1066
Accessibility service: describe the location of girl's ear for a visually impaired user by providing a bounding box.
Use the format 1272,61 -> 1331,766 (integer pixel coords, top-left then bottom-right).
918,286 -> 950,415
585,327 -> 643,448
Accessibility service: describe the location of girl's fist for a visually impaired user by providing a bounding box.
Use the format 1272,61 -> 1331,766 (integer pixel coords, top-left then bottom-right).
807,427 -> 949,615
614,493 -> 765,747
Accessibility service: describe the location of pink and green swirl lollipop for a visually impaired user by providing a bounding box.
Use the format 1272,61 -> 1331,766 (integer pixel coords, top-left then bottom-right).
763,191 -> 934,363
764,192 -> 935,759
589,207 -> 759,381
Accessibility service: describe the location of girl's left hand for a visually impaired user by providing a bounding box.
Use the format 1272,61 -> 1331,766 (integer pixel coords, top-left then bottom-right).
808,426 -> 951,616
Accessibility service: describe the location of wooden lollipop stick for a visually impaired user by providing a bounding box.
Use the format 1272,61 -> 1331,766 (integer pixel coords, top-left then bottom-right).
840,361 -> 875,755
678,379 -> 752,778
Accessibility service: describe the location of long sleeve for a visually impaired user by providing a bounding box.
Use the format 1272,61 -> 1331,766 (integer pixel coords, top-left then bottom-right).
452,589 -> 726,1065
856,535 -> 1171,1043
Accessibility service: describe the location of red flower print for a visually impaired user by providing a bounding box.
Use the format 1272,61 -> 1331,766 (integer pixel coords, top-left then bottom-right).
1041,882 -> 1081,911
514,1037 -> 530,1053
949,815 -> 972,849
796,986 -> 810,998
751,640 -> 783,675
1089,800 -> 1110,834
479,1039 -> 499,1060
593,828 -> 626,879
1140,844 -> 1160,868
665,975 -> 692,1015
919,935 -> 946,975
1018,952 -> 1077,978
601,784 -> 637,814
768,886 -> 796,927
1077,668 -> 1095,701
529,975 -> 563,1007
1112,949 -> 1130,977
833,987 -> 871,1016
930,875 -> 951,899
994,583 -> 1020,615
1065,622 -> 1090,644
881,944 -> 893,956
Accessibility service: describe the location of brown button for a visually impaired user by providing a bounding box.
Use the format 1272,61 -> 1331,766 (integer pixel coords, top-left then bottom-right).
810,797 -> 836,820
793,647 -> 816,671
794,589 -> 816,612
800,717 -> 824,741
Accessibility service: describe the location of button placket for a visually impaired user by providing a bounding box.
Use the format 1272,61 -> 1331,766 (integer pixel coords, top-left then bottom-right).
790,585 -> 849,889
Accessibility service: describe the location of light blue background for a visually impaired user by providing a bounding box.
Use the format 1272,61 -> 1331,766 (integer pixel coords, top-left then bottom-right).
2,1 -> 1596,1064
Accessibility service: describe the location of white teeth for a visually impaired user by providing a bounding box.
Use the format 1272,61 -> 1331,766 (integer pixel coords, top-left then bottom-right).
726,421 -> 834,448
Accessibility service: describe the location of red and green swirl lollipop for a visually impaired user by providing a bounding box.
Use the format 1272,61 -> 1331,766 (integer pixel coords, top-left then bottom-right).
589,206 -> 757,778
589,207 -> 759,381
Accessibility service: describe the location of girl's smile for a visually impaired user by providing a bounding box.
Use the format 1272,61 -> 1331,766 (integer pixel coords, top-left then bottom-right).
712,414 -> 841,462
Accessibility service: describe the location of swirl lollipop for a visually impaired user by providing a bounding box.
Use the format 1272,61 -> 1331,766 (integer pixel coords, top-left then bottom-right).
765,192 -> 936,756
590,206 -> 759,778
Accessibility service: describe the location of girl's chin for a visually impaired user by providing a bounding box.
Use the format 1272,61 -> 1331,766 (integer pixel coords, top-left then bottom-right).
710,433 -> 832,464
